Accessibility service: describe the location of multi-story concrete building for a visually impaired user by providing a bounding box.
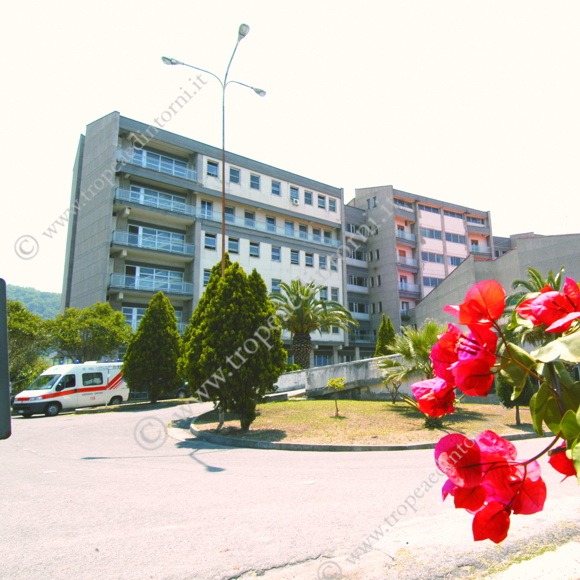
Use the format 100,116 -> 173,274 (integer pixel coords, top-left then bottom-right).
62,112 -> 348,366
62,113 -> 498,365
347,186 -> 494,335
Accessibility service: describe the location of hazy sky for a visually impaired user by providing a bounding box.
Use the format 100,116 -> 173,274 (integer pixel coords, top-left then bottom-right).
3,1 -> 580,293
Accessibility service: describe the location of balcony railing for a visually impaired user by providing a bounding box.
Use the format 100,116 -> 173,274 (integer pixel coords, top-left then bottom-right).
471,245 -> 492,254
115,188 -> 195,216
351,311 -> 370,321
110,274 -> 193,295
111,231 -> 194,256
399,283 -> 420,293
396,231 -> 416,242
117,149 -> 198,182
349,332 -> 374,343
396,257 -> 418,267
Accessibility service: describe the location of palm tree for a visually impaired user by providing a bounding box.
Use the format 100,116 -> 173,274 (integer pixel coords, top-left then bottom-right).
379,320 -> 445,385
269,280 -> 358,369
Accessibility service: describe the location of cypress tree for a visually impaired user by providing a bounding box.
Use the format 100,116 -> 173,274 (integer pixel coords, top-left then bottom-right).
122,292 -> 181,403
184,261 -> 286,430
374,314 -> 396,357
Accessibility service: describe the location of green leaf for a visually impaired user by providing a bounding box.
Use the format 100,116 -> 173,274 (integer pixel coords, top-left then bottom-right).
499,342 -> 537,400
545,395 -> 564,436
529,392 -> 543,436
532,333 -> 580,364
562,381 -> 580,414
560,410 -> 580,440
571,438 -> 580,485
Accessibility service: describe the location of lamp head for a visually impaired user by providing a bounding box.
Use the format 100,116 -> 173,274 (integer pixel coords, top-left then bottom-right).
161,56 -> 182,66
238,23 -> 250,40
253,87 -> 267,97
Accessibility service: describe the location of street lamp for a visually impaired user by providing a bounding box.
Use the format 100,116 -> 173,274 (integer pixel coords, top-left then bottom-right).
162,23 -> 266,275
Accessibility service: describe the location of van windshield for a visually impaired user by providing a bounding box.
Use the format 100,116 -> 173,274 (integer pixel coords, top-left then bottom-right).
26,374 -> 61,391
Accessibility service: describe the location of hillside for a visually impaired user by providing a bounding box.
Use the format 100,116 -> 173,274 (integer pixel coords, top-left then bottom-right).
7,285 -> 61,319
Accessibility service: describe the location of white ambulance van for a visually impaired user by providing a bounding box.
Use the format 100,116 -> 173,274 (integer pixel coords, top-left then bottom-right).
12,362 -> 129,417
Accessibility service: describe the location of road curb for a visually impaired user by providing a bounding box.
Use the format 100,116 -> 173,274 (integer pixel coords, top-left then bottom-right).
188,412 -> 544,452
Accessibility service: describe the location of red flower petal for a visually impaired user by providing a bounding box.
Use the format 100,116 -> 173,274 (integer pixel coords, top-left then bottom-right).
430,324 -> 462,383
435,434 -> 483,487
512,477 -> 547,515
458,280 -> 506,327
548,444 -> 577,478
454,485 -> 486,512
472,501 -> 511,543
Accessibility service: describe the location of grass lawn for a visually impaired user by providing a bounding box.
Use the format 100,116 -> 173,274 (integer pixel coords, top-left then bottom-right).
193,400 -> 537,445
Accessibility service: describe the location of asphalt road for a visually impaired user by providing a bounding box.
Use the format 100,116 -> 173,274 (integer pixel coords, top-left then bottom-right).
1,402 -> 579,580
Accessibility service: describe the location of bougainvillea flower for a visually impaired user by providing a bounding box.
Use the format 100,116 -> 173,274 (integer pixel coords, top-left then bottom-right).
430,324 -> 462,383
411,377 -> 456,417
443,280 -> 506,327
548,444 -> 577,479
436,431 -> 547,543
450,327 -> 498,397
435,434 -> 483,487
472,502 -> 511,544
516,278 -> 580,333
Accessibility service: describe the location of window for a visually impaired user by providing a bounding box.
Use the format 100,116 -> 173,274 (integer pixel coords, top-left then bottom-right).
401,301 -> 410,311
56,374 -> 76,391
375,249 -> 380,260
132,149 -> 188,179
348,275 -> 368,287
200,200 -> 213,219
318,195 -> 326,209
250,174 -> 261,190
444,209 -> 462,219
285,221 -> 295,236
299,224 -> 308,239
128,185 -> 187,214
314,354 -> 330,367
394,198 -> 413,209
467,216 -> 485,225
203,269 -> 211,286
421,252 -> 444,263
271,180 -> 281,196
348,302 -> 369,314
367,199 -> 371,210
449,256 -> 463,266
378,301 -> 383,313
290,186 -> 299,201
320,287 -> 328,300
331,287 -> 339,301
271,246 -> 281,261
329,198 -> 337,212
446,232 -> 466,244
245,211 -> 255,227
323,231 -> 332,245
319,256 -> 327,269
266,216 -> 276,232
229,167 -> 240,183
377,275 -> 381,286
418,203 -> 440,214
424,277 -> 444,287
82,372 -> 103,386
371,303 -> 376,314
250,242 -> 260,257
272,279 -> 281,294
312,228 -> 321,242
304,191 -> 313,205
330,258 -> 338,271
305,253 -> 314,267
370,277 -> 374,287
204,233 -> 216,250
291,250 -> 299,265
373,196 -> 377,208
420,227 -> 443,240
332,326 -> 339,334
225,206 -> 235,224
207,160 -> 219,178
228,238 -> 239,254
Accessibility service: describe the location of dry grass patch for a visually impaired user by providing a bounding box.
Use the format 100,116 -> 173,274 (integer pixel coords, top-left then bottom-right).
194,400 -> 536,445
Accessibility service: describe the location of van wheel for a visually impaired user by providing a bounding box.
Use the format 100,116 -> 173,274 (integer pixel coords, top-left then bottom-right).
45,402 -> 61,417
109,396 -> 123,406
176,389 -> 187,399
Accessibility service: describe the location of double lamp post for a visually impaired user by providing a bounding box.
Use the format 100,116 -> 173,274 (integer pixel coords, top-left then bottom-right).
162,23 -> 266,274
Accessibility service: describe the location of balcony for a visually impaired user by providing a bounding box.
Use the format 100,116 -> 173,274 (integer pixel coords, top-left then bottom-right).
115,188 -> 195,217
111,231 -> 194,256
398,283 -> 421,297
117,149 -> 197,182
466,222 -> 491,236
109,274 -> 193,295
349,331 -> 374,344
396,230 -> 416,246
345,257 -> 368,268
396,256 -> 419,272
470,245 -> 492,256
346,284 -> 369,294
394,205 -> 415,220
351,311 -> 370,321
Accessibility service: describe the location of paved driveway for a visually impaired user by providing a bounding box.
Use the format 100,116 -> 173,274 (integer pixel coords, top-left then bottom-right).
1,402 -> 579,579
